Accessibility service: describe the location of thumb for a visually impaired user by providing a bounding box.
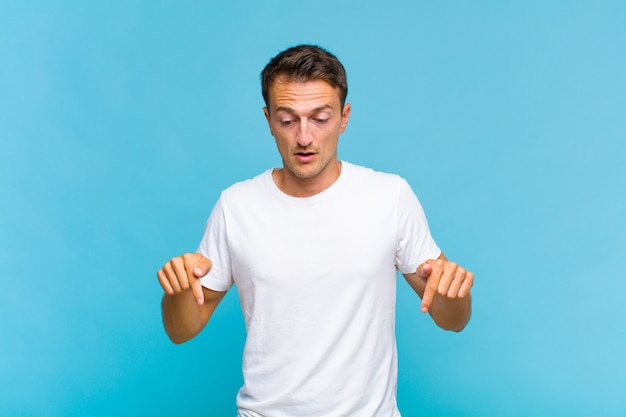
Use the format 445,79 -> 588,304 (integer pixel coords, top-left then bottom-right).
416,262 -> 433,279
193,256 -> 213,278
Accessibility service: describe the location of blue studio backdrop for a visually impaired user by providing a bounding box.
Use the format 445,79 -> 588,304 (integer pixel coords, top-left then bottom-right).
1,1 -> 625,416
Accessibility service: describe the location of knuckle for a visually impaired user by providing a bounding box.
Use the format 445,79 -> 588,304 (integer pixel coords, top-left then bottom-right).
467,273 -> 475,287
163,262 -> 174,275
182,253 -> 198,264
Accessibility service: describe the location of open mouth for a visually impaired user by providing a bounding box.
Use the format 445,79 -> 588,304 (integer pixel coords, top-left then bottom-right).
295,152 -> 315,161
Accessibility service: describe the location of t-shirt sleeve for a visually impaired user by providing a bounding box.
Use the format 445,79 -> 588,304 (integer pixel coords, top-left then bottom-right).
394,178 -> 441,274
196,197 -> 234,292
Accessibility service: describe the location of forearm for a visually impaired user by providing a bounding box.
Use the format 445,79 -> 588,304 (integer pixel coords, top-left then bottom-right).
429,293 -> 472,332
404,262 -> 473,332
161,290 -> 207,344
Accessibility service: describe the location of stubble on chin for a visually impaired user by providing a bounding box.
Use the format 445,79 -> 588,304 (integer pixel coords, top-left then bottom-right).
286,153 -> 338,180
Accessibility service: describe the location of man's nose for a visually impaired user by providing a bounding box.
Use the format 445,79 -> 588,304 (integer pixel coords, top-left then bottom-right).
296,121 -> 313,147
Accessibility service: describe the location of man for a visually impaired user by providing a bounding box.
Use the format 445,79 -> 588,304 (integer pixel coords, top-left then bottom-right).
157,45 -> 473,417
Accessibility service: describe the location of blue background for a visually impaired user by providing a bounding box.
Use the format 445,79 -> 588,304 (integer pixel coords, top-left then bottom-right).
2,1 -> 625,416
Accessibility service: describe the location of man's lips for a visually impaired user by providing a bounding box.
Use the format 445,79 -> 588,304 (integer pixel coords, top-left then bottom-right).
295,151 -> 315,162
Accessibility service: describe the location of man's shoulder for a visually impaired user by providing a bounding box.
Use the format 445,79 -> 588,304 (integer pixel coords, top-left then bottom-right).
220,169 -> 272,200
344,162 -> 408,188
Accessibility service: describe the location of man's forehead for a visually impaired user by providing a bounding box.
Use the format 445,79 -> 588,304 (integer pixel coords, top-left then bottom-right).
268,78 -> 341,109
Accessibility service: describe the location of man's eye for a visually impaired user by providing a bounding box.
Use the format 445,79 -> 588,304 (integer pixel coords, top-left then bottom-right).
315,118 -> 328,124
280,120 -> 294,126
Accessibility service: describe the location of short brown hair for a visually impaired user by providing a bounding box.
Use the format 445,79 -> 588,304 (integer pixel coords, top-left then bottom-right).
261,45 -> 348,108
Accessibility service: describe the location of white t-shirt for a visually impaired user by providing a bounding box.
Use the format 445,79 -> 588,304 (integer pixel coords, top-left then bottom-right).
198,162 -> 440,417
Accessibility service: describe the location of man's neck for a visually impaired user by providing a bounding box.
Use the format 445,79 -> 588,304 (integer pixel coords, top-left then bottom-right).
272,161 -> 342,198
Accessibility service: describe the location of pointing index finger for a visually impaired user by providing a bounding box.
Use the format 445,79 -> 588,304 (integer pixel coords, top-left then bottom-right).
190,278 -> 205,306
421,260 -> 442,313
183,253 -> 206,306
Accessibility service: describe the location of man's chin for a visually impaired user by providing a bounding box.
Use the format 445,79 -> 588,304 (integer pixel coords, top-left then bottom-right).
289,167 -> 320,180
285,157 -> 337,181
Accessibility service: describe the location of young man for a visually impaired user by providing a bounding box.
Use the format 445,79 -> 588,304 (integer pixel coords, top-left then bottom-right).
157,45 -> 473,417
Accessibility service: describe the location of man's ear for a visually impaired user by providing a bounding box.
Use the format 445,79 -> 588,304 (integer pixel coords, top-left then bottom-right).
263,107 -> 274,136
339,102 -> 351,133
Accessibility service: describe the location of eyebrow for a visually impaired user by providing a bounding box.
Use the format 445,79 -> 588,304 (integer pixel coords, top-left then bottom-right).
274,104 -> 334,115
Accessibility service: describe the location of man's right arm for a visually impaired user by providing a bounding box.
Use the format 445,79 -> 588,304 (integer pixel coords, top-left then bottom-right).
157,253 -> 227,344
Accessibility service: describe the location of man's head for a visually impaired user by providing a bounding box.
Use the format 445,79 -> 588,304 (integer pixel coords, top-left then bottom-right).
261,45 -> 348,109
260,45 -> 351,197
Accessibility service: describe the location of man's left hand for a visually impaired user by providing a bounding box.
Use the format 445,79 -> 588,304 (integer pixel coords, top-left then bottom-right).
416,257 -> 474,314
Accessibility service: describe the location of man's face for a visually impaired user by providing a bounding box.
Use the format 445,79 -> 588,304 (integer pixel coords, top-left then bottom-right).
264,78 -> 351,192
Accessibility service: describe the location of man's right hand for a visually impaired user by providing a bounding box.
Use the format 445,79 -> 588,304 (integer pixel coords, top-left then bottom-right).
157,253 -> 212,305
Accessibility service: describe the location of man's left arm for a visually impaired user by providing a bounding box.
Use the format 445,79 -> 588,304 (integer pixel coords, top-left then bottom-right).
403,253 -> 473,332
